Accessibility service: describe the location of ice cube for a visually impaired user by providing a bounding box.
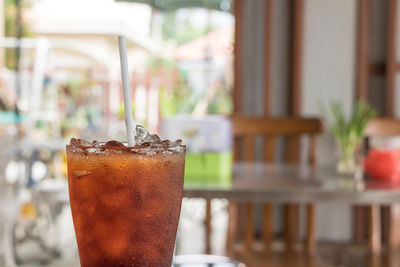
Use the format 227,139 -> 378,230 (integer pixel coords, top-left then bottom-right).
135,125 -> 150,145
78,139 -> 92,146
69,138 -> 91,146
70,138 -> 79,145
139,142 -> 152,147
134,125 -> 181,150
150,142 -> 163,148
149,134 -> 161,143
171,139 -> 182,147
86,147 -> 97,153
134,125 -> 162,144
92,141 -> 102,153
161,140 -> 171,148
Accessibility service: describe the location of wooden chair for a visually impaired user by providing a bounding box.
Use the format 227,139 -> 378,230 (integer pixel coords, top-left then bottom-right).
360,117 -> 400,254
226,116 -> 323,257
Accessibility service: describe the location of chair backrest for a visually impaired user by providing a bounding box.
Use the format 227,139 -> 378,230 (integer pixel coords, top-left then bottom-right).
227,116 -> 323,252
365,117 -> 400,137
231,116 -> 323,164
363,117 -> 400,154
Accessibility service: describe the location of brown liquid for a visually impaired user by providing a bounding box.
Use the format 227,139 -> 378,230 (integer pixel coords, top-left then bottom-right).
67,139 -> 185,267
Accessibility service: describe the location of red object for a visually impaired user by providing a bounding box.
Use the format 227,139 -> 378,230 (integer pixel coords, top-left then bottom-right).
364,149 -> 400,183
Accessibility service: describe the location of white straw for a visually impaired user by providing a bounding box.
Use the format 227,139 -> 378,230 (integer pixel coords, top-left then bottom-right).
118,35 -> 135,146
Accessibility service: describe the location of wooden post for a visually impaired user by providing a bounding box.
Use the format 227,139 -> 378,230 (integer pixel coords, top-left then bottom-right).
205,200 -> 212,254
368,205 -> 382,254
388,205 -> 400,251
263,204 -> 273,250
306,204 -> 316,254
233,0 -> 244,114
264,0 -> 273,116
386,0 -> 397,117
285,204 -> 298,251
287,0 -> 305,161
244,203 -> 254,251
353,206 -> 366,243
353,0 -> 370,245
226,201 -> 239,252
285,1 -> 305,252
263,0 -> 276,164
290,0 -> 304,116
355,0 -> 370,101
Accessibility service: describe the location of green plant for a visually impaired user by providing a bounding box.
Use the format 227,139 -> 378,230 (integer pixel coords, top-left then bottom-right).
323,100 -> 377,175
5,0 -> 33,70
160,10 -> 215,45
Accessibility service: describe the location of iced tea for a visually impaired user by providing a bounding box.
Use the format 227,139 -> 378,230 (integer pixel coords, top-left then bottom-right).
67,138 -> 185,267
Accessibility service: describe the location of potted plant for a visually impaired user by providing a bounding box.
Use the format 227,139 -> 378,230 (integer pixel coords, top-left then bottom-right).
324,101 -> 377,176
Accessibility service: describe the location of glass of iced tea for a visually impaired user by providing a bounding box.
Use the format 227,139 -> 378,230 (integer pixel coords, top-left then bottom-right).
66,132 -> 185,267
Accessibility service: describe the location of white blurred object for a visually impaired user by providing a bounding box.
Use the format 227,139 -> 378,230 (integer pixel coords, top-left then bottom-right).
5,161 -> 26,184
161,115 -> 231,153
173,254 -> 245,267
370,136 -> 400,150
31,161 -> 47,182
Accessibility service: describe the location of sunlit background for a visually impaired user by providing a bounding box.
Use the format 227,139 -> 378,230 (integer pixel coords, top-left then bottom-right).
0,0 -> 235,265
1,0 -> 400,266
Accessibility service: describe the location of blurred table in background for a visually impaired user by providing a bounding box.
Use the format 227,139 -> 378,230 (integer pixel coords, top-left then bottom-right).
184,163 -> 400,204
184,162 -> 400,255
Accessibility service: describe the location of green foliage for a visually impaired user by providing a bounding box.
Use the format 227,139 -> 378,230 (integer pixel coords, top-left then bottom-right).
207,87 -> 232,115
147,56 -> 195,116
60,108 -> 88,130
322,100 -> 377,174
147,57 -> 176,72
5,0 -> 33,69
156,9 -> 232,115
159,75 -> 195,116
326,101 -> 377,150
161,10 -> 214,45
322,100 -> 377,172
61,70 -> 96,100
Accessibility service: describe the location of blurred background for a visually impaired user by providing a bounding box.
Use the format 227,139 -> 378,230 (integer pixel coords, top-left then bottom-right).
0,0 -> 400,266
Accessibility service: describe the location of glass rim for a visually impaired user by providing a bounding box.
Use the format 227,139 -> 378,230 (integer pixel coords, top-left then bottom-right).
66,139 -> 186,155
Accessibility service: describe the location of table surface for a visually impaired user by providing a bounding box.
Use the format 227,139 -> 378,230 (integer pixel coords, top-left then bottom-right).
183,162 -> 400,204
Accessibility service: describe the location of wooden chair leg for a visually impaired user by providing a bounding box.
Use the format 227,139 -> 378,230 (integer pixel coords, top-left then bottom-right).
388,204 -> 400,251
205,199 -> 212,254
305,253 -> 315,267
353,205 -> 366,243
387,250 -> 399,267
262,203 -> 273,251
285,204 -> 298,251
382,206 -> 390,245
306,203 -> 316,254
244,203 -> 254,251
226,201 -> 238,252
368,204 -> 382,254
368,254 -> 380,267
